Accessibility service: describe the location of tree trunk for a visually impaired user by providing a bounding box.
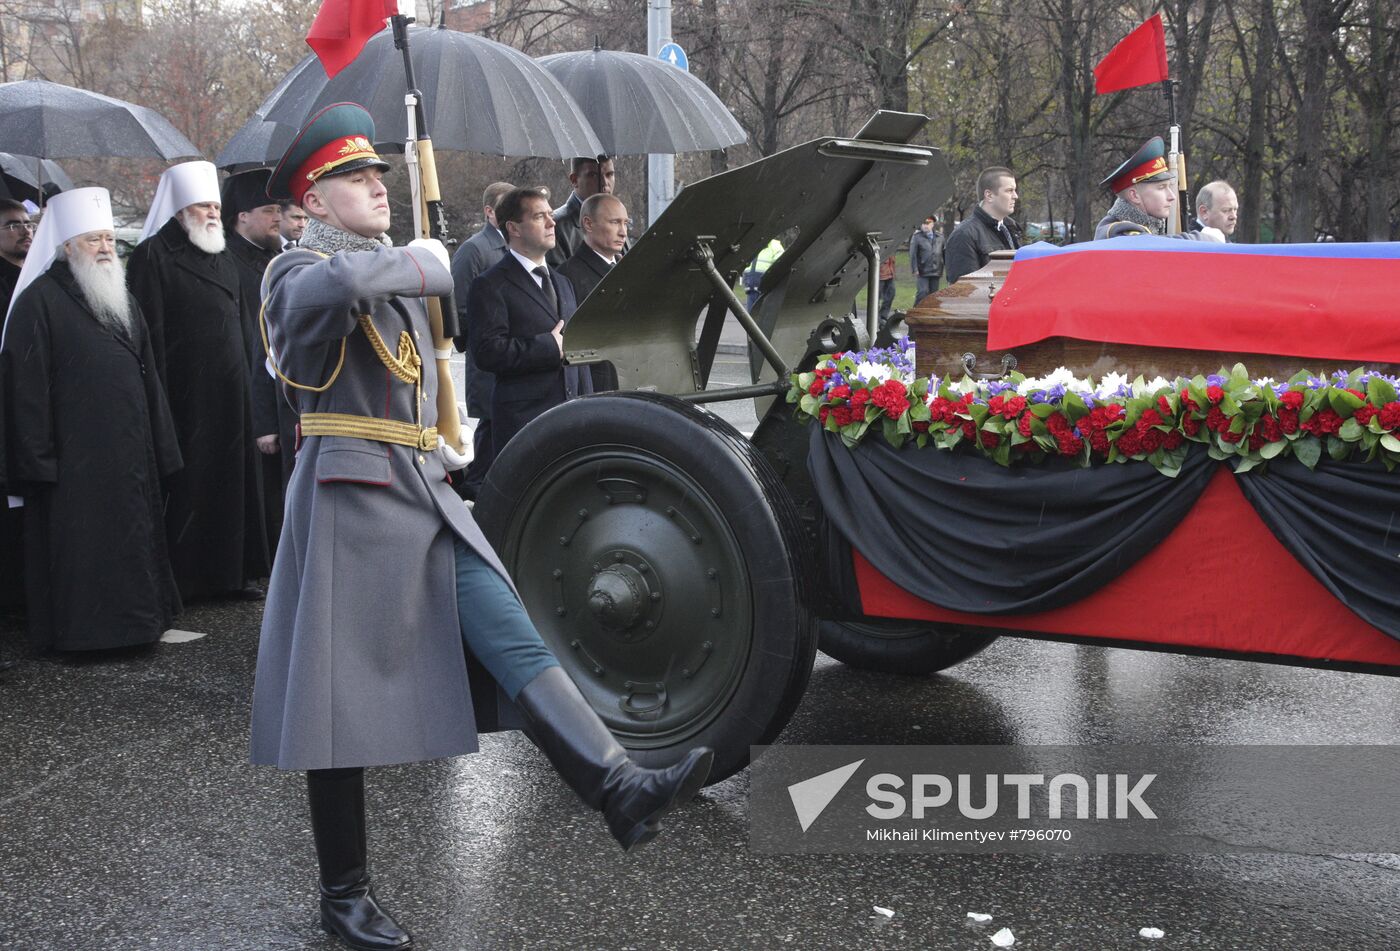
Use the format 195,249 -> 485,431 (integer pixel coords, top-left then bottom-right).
1288,0 -> 1348,243
1237,0 -> 1274,244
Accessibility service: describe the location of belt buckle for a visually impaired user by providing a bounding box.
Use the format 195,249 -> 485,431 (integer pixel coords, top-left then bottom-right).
418,429 -> 439,451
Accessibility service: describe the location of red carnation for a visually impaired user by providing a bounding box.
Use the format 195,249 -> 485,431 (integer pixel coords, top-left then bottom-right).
815,366 -> 834,378
1380,402 -> 1400,431
1117,429 -> 1143,456
987,394 -> 1004,415
1139,408 -> 1164,428
979,430 -> 1000,448
1046,412 -> 1070,435
1182,414 -> 1201,436
1305,408 -> 1343,436
808,379 -> 824,396
871,379 -> 910,420
1206,385 -> 1225,404
850,389 -> 870,413
1280,391 -> 1304,410
1056,433 -> 1084,455
1279,408 -> 1299,435
1248,413 -> 1283,451
1346,388 -> 1366,401
1017,414 -> 1034,437
818,405 -> 830,424
913,420 -> 930,433
1163,430 -> 1184,450
1157,395 -> 1174,416
962,419 -> 977,439
829,384 -> 851,401
1220,429 -> 1244,444
1205,407 -> 1229,432
1354,403 -> 1378,426
832,405 -> 854,427
1180,390 -> 1200,412
998,395 -> 1027,419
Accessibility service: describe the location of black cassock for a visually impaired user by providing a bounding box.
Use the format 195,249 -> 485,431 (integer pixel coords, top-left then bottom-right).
128,218 -> 269,599
1,262 -> 183,649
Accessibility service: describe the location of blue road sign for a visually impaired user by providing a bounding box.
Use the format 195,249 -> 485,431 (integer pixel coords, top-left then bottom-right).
657,42 -> 688,72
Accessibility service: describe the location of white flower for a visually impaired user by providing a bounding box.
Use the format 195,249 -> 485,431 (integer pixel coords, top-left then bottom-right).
1044,366 -> 1077,388
1096,371 -> 1130,397
1252,376 -> 1275,388
1133,376 -> 1172,396
855,361 -> 892,383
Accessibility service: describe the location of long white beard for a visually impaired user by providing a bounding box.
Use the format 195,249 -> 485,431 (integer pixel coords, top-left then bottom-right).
69,253 -> 133,335
185,220 -> 226,255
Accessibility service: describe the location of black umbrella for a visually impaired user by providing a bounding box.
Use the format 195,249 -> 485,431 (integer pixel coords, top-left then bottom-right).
537,44 -> 746,156
0,152 -> 75,203
0,79 -> 200,160
258,24 -> 603,160
214,114 -> 299,173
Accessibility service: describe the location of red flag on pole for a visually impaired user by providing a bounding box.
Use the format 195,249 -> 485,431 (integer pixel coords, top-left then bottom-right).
306,0 -> 398,78
1093,14 -> 1169,95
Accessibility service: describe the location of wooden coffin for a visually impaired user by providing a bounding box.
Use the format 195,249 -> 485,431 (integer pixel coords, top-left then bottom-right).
905,251 -> 1383,382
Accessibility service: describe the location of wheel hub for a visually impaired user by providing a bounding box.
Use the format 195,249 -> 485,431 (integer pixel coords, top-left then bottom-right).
586,552 -> 661,642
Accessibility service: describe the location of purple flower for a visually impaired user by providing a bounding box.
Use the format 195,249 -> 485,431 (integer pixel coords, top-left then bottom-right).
1207,374 -> 1226,388
986,380 -> 1016,396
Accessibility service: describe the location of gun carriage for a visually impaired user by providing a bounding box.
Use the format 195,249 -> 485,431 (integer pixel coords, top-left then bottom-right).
476,112 -> 1400,783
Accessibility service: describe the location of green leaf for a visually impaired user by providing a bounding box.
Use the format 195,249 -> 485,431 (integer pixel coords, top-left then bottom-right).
1339,418 -> 1363,440
1187,382 -> 1210,409
1259,440 -> 1285,459
1288,369 -> 1312,385
1367,376 -> 1396,407
1328,388 -> 1364,413
896,411 -> 912,435
1293,436 -> 1322,469
1327,436 -> 1350,461
1382,434 -> 1400,453
1030,403 -> 1058,419
1229,363 -> 1251,386
1233,456 -> 1259,475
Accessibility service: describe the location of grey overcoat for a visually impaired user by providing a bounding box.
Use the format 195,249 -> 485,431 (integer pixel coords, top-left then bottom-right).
249,242 -> 519,770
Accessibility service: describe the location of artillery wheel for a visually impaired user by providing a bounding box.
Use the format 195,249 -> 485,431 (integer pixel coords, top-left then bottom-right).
818,619 -> 997,674
476,392 -> 817,784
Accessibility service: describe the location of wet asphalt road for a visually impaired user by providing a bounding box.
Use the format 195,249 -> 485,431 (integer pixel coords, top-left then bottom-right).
3,593 -> 1399,950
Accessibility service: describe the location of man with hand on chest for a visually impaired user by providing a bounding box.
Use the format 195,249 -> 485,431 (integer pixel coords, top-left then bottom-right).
470,186 -> 592,460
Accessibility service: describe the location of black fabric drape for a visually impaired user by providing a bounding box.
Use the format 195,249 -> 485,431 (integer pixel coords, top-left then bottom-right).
1236,457 -> 1400,642
807,427 -> 1216,615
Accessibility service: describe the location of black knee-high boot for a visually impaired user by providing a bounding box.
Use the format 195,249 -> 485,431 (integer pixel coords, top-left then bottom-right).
306,767 -> 412,951
514,666 -> 714,853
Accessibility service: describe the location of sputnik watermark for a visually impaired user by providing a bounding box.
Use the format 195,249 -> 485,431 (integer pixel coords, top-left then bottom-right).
751,745 -> 1400,854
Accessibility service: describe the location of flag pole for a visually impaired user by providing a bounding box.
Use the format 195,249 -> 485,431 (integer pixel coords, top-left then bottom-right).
1163,78 -> 1187,234
389,8 -> 465,454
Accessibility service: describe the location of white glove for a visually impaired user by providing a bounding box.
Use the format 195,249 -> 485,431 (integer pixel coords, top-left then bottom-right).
1197,226 -> 1226,244
436,405 -> 474,472
438,435 -> 473,471
408,237 -> 451,273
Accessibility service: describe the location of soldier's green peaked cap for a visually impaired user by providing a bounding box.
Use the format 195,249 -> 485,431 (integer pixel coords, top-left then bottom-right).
1101,135 -> 1173,192
267,102 -> 389,205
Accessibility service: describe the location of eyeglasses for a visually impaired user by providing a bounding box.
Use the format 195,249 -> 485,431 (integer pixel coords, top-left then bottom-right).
1,221 -> 36,234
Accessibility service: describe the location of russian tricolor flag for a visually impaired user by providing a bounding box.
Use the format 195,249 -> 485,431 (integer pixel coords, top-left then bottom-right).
988,238 -> 1400,364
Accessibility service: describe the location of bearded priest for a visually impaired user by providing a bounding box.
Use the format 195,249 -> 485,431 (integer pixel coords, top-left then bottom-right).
1,188 -> 184,651
128,161 -> 270,602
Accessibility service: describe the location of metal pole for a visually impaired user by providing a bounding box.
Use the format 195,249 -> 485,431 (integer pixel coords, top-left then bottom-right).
647,0 -> 675,227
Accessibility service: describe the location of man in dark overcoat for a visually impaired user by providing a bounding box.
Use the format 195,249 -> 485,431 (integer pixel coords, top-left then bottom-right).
250,104 -> 711,951
557,192 -> 628,392
471,186 -> 592,461
944,167 -> 1021,284
546,155 -> 615,268
222,169 -> 296,548
1,187 -> 182,652
449,180 -> 512,500
128,161 -> 269,601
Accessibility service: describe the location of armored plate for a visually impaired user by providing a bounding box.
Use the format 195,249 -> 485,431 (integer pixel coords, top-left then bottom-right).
563,111 -> 955,396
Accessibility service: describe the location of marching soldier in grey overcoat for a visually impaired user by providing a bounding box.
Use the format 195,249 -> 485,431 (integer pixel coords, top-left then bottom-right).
250,104 -> 712,951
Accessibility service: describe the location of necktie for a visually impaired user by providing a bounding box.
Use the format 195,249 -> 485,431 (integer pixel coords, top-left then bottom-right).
998,221 -> 1014,249
533,265 -> 558,316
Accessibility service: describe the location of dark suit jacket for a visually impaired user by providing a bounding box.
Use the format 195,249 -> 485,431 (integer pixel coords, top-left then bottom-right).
470,253 -> 582,455
451,224 -> 509,418
557,242 -> 614,304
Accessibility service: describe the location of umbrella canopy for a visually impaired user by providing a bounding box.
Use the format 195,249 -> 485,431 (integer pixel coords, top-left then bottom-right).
0,152 -> 75,203
537,45 -> 746,156
0,79 -> 200,161
214,114 -> 299,173
258,24 -> 603,160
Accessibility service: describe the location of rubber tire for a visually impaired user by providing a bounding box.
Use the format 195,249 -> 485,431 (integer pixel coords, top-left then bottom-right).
477,392 -> 817,784
818,618 -> 997,675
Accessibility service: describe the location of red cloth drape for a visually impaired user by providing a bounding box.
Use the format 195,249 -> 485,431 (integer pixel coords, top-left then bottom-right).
854,467 -> 1400,670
